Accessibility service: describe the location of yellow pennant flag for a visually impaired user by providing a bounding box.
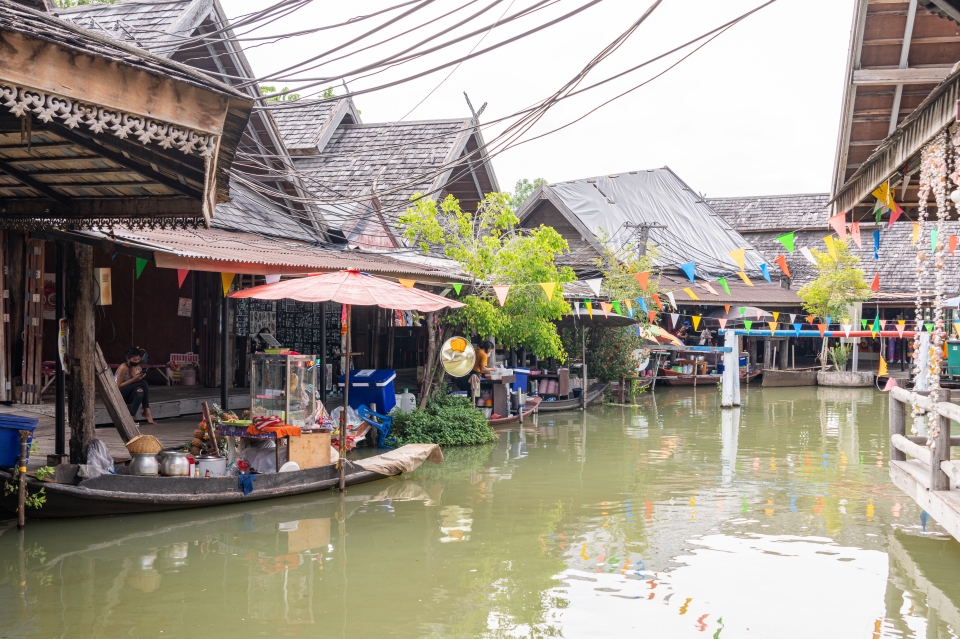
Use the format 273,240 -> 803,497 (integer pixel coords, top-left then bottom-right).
683,287 -> 700,301
772,312 -> 779,322
738,271 -> 754,287
539,282 -> 557,300
912,222 -> 921,247
220,272 -> 235,297
585,301 -> 593,318
843,317 -> 850,325
872,182 -> 896,209
878,356 -> 888,377
728,248 -> 747,270
823,235 -> 837,259
398,278 -> 416,288
624,299 -> 633,312
692,316 -> 701,330
768,322 -> 778,333
954,322 -> 960,338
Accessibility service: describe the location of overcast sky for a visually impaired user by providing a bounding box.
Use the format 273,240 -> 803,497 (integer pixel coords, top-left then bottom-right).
227,0 -> 856,199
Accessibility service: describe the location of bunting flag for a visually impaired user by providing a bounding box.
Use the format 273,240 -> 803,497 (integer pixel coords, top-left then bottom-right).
842,324 -> 852,337
702,282 -> 719,296
653,294 -> 664,311
883,377 -> 899,391
584,278 -> 603,296
719,318 -> 728,330
825,316 -> 832,326
873,199 -> 886,224
850,222 -> 862,249
806,315 -> 815,325
879,319 -> 887,331
451,283 -> 463,295
775,255 -> 791,278
493,285 -> 510,306
637,298 -> 648,313
586,301 -> 594,318
539,282 -> 556,300
220,272 -> 235,296
873,229 -> 881,260
666,291 -> 677,309
728,248 -> 747,270
951,236 -> 959,257
136,257 -> 148,279
859,318 -> 866,330
683,287 -> 700,301
571,301 -> 580,316
693,316 -> 702,330
725,305 -> 731,313
399,278 -> 416,288
872,315 -> 881,336
888,202 -> 903,227
738,271 -> 754,286
817,324 -> 828,337
828,212 -> 847,239
177,269 -> 189,288
670,313 -> 680,329
925,322 -> 934,333
776,232 -> 795,253
759,263 -> 772,282
897,320 -> 906,337
879,356 -> 888,377
912,223 -> 921,247
800,247 -> 817,265
744,320 -> 753,333
870,273 -> 880,292
793,323 -> 802,336
843,316 -> 850,325
823,235 -> 837,259
648,309 -> 657,324
612,301 -> 622,315
768,321 -> 778,333
624,299 -> 633,313
741,307 -> 747,317
679,262 -> 696,282
634,271 -> 650,292
955,322 -> 960,338
264,274 -> 281,285
718,277 -> 731,295
772,312 -> 780,322
756,309 -> 763,320
789,314 -> 797,324
600,302 -> 612,317
932,229 -> 940,253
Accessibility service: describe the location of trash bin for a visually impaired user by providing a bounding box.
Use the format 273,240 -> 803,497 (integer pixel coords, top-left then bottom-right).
511,368 -> 530,395
338,369 -> 397,413
947,340 -> 960,377
0,413 -> 38,469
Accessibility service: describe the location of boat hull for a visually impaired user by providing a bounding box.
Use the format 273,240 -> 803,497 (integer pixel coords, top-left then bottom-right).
762,370 -> 819,387
488,396 -> 542,425
537,382 -> 610,412
657,371 -> 761,386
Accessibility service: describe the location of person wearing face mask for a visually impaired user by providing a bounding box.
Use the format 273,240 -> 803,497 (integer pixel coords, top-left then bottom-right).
115,347 -> 156,424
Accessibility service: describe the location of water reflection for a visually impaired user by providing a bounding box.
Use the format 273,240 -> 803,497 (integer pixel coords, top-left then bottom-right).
1,387 -> 960,638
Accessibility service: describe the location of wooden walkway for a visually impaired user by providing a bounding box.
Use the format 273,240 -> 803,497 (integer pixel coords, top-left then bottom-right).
889,387 -> 960,541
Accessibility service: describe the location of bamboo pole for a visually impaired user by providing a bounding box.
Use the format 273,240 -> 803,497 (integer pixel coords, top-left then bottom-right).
17,430 -> 28,529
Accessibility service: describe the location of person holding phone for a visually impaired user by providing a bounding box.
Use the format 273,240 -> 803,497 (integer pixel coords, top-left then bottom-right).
116,347 -> 155,423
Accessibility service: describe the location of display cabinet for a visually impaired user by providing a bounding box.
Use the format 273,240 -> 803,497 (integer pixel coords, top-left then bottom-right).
250,354 -> 318,428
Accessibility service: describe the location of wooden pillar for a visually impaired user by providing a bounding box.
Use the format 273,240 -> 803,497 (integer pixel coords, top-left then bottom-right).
66,243 -> 96,463
0,231 -> 8,403
7,232 -> 24,400
763,339 -> 772,371
932,412 -> 951,491
779,338 -> 790,370
889,393 -> 906,462
419,311 -> 436,409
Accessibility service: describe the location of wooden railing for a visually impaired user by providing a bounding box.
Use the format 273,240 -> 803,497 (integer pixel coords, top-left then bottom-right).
889,387 -> 954,491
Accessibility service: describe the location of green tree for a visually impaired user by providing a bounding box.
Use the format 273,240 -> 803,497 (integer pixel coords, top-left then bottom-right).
511,178 -> 547,211
797,239 -> 871,369
593,227 -> 659,321
55,0 -> 114,5
260,86 -> 301,101
400,192 -> 575,360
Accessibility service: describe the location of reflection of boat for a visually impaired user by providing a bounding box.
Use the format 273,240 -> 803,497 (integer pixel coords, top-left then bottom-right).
762,369 -> 819,387
657,370 -> 761,386
489,396 -> 542,426
536,382 -> 610,412
0,445 -> 442,519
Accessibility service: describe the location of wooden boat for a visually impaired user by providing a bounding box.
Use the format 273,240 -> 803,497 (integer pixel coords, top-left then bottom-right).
0,444 -> 441,519
762,368 -> 819,387
488,396 -> 542,426
536,382 -> 611,412
657,369 -> 762,386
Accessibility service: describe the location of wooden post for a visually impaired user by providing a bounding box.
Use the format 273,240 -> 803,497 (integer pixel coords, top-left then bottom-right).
581,327 -> 588,409
419,311 -> 436,410
17,430 -> 28,529
932,412 -> 951,491
66,243 -> 96,463
339,304 -> 351,492
201,402 -> 221,457
54,242 -> 66,458
7,232 -> 24,402
93,344 -> 141,442
889,393 -> 907,462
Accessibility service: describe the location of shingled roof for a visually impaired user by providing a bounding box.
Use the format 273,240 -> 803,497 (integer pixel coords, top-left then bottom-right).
707,194 -> 830,232
55,0 -> 195,52
269,98 -> 360,152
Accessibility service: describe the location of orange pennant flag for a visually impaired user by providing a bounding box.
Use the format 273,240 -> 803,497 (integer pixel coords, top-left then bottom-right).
648,310 -> 657,324
634,271 -> 650,292
951,235 -> 959,257
775,254 -> 791,278
220,272 -> 235,297
600,302 -> 612,317
870,273 -> 880,292
817,324 -> 827,337
737,271 -> 754,287
652,294 -> 664,311
493,285 -> 510,306
398,278 -> 416,288
806,315 -> 815,325
724,305 -> 730,313
849,222 -> 862,249
177,269 -> 189,288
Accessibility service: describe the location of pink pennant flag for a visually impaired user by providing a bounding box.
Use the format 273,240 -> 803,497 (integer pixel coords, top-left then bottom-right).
879,319 -> 887,331
756,309 -> 763,320
600,302 -> 612,317
718,318 -> 728,330
849,222 -> 862,249
493,285 -> 510,306
177,269 -> 189,288
883,377 -> 898,392
264,274 -> 281,285
828,212 -> 847,240
702,282 -> 719,296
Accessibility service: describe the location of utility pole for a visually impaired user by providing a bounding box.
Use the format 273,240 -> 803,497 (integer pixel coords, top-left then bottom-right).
463,93 -> 490,201
623,222 -> 666,259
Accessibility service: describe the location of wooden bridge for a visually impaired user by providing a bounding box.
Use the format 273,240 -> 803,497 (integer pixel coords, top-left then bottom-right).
889,387 -> 960,540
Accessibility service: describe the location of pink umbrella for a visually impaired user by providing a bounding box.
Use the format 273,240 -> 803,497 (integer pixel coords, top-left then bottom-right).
230,270 -> 464,490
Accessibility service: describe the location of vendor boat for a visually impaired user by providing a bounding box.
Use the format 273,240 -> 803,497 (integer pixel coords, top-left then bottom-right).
0,444 -> 442,519
488,396 -> 542,426
536,381 -> 611,412
657,369 -> 762,386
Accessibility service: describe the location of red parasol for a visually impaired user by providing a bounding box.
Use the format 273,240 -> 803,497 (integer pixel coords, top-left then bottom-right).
229,270 -> 464,311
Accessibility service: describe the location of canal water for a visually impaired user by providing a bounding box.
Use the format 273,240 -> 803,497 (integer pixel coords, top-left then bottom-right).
2,386 -> 960,638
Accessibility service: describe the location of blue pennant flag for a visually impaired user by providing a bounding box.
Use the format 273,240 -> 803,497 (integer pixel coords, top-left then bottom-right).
637,298 -> 648,313
793,323 -> 802,336
759,263 -> 772,283
679,261 -> 696,282
873,229 -> 880,260
825,316 -> 832,326
626,304 -> 635,318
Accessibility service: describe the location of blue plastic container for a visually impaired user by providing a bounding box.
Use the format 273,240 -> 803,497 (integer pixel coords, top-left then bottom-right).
338,369 -> 398,414
0,413 -> 39,468
511,368 -> 530,395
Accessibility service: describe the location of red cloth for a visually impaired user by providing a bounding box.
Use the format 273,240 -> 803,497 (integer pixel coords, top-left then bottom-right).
246,425 -> 301,438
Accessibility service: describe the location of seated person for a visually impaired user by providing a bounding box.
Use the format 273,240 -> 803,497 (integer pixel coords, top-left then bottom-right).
473,341 -> 497,376
115,347 -> 156,424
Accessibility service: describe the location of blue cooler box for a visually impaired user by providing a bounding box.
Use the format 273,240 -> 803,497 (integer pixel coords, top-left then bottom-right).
511,368 -> 530,395
338,369 -> 397,413
0,413 -> 39,468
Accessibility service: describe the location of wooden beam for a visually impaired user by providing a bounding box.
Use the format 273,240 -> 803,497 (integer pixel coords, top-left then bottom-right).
94,344 -> 140,443
852,67 -> 952,85
0,195 -> 201,219
926,0 -> 960,23
0,157 -> 70,207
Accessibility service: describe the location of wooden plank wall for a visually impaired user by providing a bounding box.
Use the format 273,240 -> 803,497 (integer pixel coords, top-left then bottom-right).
0,231 -> 8,402
21,239 -> 44,404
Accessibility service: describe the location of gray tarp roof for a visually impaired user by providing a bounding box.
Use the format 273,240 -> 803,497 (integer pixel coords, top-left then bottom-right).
538,167 -> 768,279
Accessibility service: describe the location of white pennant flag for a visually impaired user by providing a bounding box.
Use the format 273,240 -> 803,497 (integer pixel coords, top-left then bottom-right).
842,323 -> 852,337
571,300 -> 580,316
789,314 -> 797,324
265,274 -> 282,284
584,278 -> 603,296
666,291 -> 677,309
756,309 -> 763,320
800,247 -> 816,265
670,313 -> 680,329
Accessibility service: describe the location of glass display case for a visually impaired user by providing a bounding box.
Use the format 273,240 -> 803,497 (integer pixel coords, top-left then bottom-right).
250,354 -> 318,428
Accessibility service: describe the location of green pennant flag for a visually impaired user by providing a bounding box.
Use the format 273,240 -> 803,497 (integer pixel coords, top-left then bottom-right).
860,318 -> 868,330
926,322 -> 935,333
872,315 -> 881,334
931,229 -> 940,253
718,277 -> 731,295
776,231 -> 796,253
612,301 -> 622,315
135,257 -> 148,279
744,320 -> 753,333
873,199 -> 885,224
739,307 -> 746,317
450,283 -> 462,295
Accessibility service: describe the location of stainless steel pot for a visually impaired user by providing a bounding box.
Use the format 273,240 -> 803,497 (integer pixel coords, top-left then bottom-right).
129,453 -> 159,476
195,455 -> 226,477
159,451 -> 191,477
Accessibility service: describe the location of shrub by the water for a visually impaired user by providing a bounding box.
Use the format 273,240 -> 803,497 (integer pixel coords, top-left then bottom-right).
392,392 -> 498,446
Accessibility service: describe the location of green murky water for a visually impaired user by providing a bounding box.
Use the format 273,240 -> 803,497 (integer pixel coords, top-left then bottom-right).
2,386 -> 960,638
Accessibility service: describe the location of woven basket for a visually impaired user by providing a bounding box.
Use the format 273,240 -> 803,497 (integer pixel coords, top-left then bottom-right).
126,434 -> 163,454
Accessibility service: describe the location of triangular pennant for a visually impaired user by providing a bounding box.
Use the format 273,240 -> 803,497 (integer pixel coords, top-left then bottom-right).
800,247 -> 817,265
767,321 -> 777,333
666,291 -> 677,310
759,263 -> 772,282
776,232 -> 795,253
849,222 -> 862,249
842,317 -> 850,325
718,277 -> 731,295
702,282 -> 719,296
842,324 -> 852,338
679,262 -> 696,282
873,230 -> 881,260
932,229 -> 940,253
817,324 -> 827,337
493,285 -> 510,306
874,199 -> 887,224
648,309 -> 657,324
220,272 -> 235,297
888,203 -> 902,228
828,212 -> 847,240
719,318 -> 728,330
612,301 -> 622,315
756,309 -> 763,320
879,319 -> 887,331
264,274 -> 281,285
725,305 -> 731,313
451,283 -> 463,295
399,278 -> 416,288
789,314 -> 797,324
634,272 -> 650,292
740,307 -> 746,317
872,315 -> 881,337
912,223 -> 921,247
600,302 -> 612,317
728,248 -> 747,270
775,255 -> 791,278
951,236 -> 959,257
823,235 -> 837,259
793,323 -> 802,336
670,313 -> 680,329
773,312 -> 780,322
861,318 -> 868,330
806,315 -> 815,325
925,322 -> 934,333
737,271 -> 754,287
883,377 -> 898,392
825,316 -> 832,326
584,278 -> 603,296
586,301 -> 594,319
539,282 -> 556,300
744,320 -> 753,333
624,299 -> 632,313
897,319 -> 905,338
571,300 -> 580,316
136,257 -> 148,279
637,298 -> 648,313
955,322 -> 960,338
870,273 -> 880,292
652,294 -> 664,311
683,287 -> 700,301
177,269 -> 189,288
693,316 -> 701,331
